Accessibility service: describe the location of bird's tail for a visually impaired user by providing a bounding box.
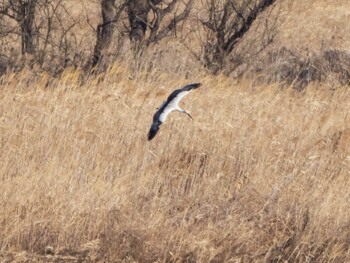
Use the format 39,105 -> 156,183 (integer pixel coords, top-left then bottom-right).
148,122 -> 161,141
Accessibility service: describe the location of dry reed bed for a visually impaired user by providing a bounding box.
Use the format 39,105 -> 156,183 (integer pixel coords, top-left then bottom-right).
0,68 -> 350,262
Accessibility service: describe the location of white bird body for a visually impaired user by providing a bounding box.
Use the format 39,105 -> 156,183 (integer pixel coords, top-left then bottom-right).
158,101 -> 174,123
147,83 -> 201,140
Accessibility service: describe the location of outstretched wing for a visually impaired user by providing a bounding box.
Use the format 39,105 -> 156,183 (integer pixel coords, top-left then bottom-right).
148,121 -> 162,141
166,83 -> 201,108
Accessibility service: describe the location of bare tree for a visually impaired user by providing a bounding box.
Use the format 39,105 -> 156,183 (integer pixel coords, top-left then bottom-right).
200,0 -> 278,74
31,0 -> 82,71
127,0 -> 194,52
1,0 -> 116,73
0,0 -> 37,55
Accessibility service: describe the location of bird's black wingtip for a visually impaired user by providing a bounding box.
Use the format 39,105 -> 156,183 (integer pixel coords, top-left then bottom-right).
190,83 -> 201,89
147,122 -> 161,141
147,132 -> 156,141
181,83 -> 202,91
147,130 -> 156,141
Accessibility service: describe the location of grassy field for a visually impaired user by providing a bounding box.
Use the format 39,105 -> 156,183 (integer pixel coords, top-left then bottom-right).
1,0 -> 350,262
0,66 -> 349,262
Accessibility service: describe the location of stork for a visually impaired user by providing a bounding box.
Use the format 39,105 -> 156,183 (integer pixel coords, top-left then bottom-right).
147,83 -> 201,141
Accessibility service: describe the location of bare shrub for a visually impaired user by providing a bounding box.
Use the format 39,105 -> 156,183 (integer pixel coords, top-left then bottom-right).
197,0 -> 278,74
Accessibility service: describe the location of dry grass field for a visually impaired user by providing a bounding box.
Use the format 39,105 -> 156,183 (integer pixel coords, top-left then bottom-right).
1,0 -> 350,262
0,66 -> 350,262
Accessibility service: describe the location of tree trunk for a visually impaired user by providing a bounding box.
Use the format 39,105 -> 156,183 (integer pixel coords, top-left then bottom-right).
20,0 -> 36,55
91,0 -> 117,68
127,0 -> 151,51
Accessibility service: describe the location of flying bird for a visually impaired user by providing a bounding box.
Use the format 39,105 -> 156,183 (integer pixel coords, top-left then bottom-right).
147,83 -> 201,141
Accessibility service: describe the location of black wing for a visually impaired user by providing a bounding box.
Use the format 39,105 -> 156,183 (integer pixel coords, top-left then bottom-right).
166,83 -> 201,104
148,121 -> 162,141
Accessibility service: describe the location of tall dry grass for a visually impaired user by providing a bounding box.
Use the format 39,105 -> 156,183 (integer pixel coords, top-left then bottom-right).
0,65 -> 350,262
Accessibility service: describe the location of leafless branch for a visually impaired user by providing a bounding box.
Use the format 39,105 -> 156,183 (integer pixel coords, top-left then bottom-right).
147,0 -> 193,45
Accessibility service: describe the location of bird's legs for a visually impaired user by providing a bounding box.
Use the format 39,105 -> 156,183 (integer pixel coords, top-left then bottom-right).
180,109 -> 193,120
185,111 -> 193,120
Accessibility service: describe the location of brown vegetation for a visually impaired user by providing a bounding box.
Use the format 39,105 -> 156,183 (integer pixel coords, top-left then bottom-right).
0,66 -> 350,261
